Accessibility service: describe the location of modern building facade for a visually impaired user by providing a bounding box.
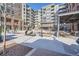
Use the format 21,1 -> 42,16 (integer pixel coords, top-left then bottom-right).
34,3 -> 79,36
34,4 -> 58,36
22,3 -> 35,31
1,3 -> 79,36
0,3 -> 35,32
58,3 -> 79,14
58,3 -> 79,35
0,3 -> 22,32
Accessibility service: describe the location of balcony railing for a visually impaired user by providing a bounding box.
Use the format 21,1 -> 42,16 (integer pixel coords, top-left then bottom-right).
51,17 -> 55,19
58,9 -> 67,14
40,24 -> 54,27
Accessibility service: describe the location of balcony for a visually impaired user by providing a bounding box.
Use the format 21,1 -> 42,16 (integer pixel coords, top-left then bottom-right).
51,14 -> 55,16
59,5 -> 67,9
51,11 -> 54,13
58,9 -> 67,14
40,24 -> 54,27
51,9 -> 54,11
51,5 -> 54,7
14,22 -> 18,25
59,3 -> 67,7
26,15 -> 30,18
51,17 -> 55,20
6,22 -> 11,25
41,20 -> 54,24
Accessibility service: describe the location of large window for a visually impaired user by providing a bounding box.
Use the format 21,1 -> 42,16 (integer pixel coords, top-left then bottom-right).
72,3 -> 75,8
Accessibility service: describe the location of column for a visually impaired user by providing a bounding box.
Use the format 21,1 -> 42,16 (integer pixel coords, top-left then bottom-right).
57,16 -> 60,38
22,4 -> 24,30
11,17 -> 14,31
70,23 -> 72,32
18,20 -> 21,30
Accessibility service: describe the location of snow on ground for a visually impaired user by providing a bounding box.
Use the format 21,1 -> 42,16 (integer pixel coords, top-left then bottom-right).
56,36 -> 77,45
5,33 -> 77,55
17,35 -> 71,55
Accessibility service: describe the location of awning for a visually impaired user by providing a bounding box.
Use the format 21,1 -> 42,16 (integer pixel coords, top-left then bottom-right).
58,11 -> 79,23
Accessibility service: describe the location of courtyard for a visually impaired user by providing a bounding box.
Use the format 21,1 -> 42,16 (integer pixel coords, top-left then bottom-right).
0,31 -> 79,56
0,3 -> 79,56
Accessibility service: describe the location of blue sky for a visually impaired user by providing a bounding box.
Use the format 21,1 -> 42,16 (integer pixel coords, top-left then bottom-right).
27,3 -> 51,10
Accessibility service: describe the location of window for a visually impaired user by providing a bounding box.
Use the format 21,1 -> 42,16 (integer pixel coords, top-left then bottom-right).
51,5 -> 54,8
12,11 -> 14,14
51,12 -> 54,14
77,6 -> 79,10
24,5 -> 25,7
42,11 -> 45,14
72,3 -> 75,8
51,9 -> 54,11
43,17 -> 46,20
24,8 -> 25,11
11,4 -> 14,7
6,8 -> 10,13
43,8 -> 46,10
24,12 -> 25,14
24,19 -> 25,21
24,15 -> 25,17
1,17 -> 4,21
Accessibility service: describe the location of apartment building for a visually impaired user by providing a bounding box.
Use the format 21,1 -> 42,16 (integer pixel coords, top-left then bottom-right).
0,3 -> 35,33
58,3 -> 79,14
34,10 -> 41,31
22,3 -> 35,31
0,3 -> 22,32
12,3 -> 22,31
2,3 -> 79,36
0,3 -> 4,30
29,8 -> 35,30
58,3 -> 68,14
22,3 -> 27,30
36,4 -> 58,36
58,3 -> 79,35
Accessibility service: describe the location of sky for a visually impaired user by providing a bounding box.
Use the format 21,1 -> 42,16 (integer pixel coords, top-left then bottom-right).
27,3 -> 51,10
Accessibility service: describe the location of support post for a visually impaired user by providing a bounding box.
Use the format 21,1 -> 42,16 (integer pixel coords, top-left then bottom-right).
57,16 -> 60,38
